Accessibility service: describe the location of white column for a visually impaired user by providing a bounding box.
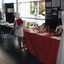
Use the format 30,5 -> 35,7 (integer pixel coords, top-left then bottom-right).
16,0 -> 18,11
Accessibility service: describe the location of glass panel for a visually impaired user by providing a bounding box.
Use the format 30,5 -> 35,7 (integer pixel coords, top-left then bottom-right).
19,1 -> 45,19
30,2 -> 37,16
39,2 -> 45,16
4,0 -> 16,3
20,3 -> 32,17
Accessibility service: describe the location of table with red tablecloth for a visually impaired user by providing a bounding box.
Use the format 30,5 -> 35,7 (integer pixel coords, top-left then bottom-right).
24,29 -> 60,64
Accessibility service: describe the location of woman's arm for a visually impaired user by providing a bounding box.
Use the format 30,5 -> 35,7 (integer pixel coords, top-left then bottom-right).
11,24 -> 23,31
17,24 -> 23,29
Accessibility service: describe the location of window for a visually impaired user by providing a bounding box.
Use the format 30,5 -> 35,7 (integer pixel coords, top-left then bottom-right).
18,0 -> 45,25
0,0 -> 2,8
19,0 -> 45,19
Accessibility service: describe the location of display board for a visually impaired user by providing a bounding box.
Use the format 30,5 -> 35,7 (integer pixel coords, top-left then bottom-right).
5,3 -> 14,23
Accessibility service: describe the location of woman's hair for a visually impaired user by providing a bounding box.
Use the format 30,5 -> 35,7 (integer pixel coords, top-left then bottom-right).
13,12 -> 20,17
57,28 -> 60,32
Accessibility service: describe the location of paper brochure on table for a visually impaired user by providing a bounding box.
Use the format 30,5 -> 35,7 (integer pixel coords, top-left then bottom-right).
25,29 -> 32,31
51,36 -> 61,40
29,31 -> 36,33
38,33 -> 49,36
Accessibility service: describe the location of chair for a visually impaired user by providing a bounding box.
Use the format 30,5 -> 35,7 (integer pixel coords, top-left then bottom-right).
30,22 -> 37,26
46,25 -> 50,31
55,25 -> 62,32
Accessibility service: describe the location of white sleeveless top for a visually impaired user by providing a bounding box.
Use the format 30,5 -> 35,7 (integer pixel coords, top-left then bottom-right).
14,19 -> 24,37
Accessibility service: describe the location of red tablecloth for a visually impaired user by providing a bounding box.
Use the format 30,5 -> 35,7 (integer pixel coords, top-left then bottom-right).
24,29 -> 60,64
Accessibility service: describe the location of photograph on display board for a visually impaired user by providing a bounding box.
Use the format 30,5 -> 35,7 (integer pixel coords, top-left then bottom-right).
46,9 -> 51,19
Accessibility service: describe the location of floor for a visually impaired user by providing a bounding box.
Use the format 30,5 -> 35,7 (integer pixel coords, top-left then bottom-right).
0,33 -> 45,64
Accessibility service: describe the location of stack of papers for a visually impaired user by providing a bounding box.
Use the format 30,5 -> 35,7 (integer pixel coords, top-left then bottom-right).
38,33 -> 49,36
29,31 -> 36,33
51,36 -> 61,40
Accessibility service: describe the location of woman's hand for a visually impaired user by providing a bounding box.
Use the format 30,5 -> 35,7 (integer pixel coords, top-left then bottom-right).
14,27 -> 17,30
9,30 -> 13,33
9,27 -> 17,34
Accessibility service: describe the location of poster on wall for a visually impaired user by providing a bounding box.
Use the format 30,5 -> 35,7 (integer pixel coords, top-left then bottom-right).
46,9 -> 51,19
7,8 -> 14,13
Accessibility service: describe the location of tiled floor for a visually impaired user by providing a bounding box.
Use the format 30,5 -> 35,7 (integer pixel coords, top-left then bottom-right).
0,34 -> 45,64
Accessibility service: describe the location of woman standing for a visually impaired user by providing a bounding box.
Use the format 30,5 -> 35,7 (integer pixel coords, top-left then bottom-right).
10,12 -> 26,52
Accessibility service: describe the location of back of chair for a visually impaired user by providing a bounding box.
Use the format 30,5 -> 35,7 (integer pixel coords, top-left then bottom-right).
46,25 -> 50,31
30,22 -> 37,26
55,25 -> 62,32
